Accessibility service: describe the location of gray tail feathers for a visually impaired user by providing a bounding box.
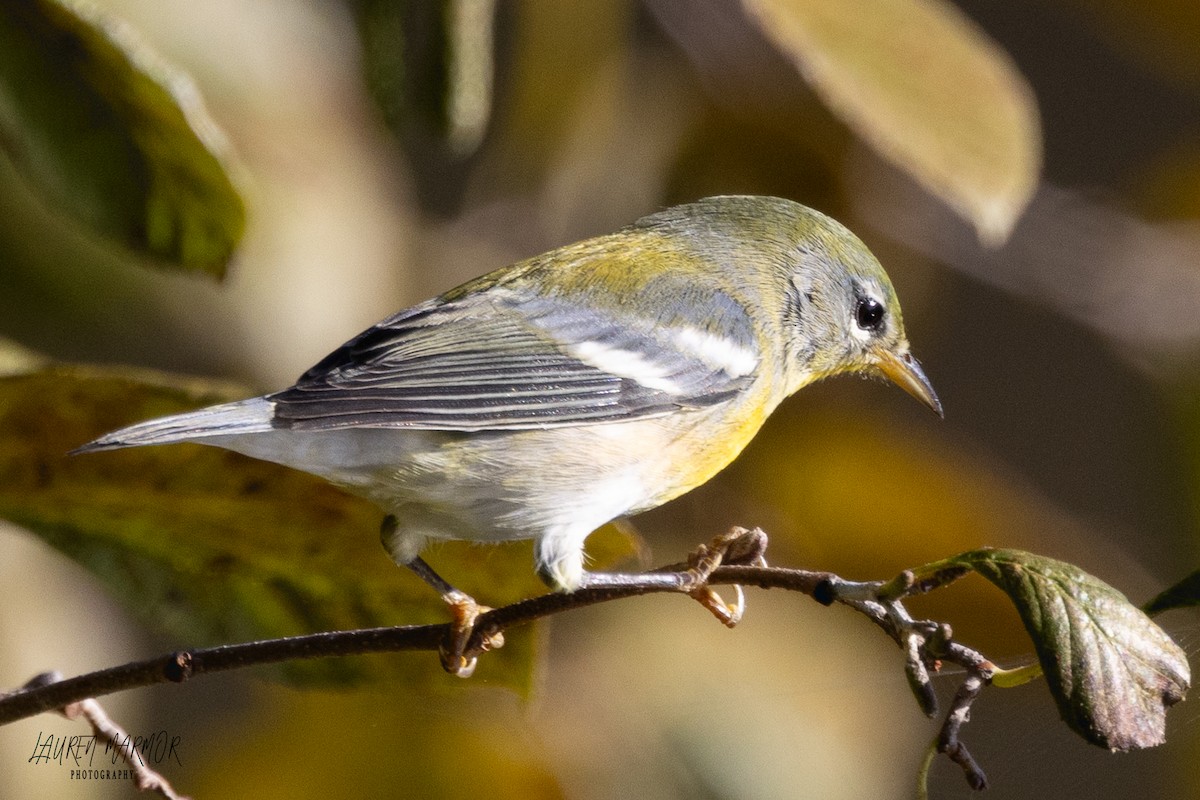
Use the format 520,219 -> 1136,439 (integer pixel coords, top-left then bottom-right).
71,397 -> 275,454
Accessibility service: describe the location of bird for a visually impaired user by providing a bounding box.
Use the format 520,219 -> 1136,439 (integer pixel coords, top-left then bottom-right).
76,195 -> 940,674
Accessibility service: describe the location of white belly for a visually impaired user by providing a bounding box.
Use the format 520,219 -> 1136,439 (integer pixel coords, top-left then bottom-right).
205,421 -> 661,545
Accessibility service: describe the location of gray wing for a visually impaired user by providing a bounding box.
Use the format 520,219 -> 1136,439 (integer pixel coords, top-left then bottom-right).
269,287 -> 760,431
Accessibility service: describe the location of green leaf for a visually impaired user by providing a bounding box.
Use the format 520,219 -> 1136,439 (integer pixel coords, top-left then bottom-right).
355,0 -> 495,157
959,548 -> 1190,750
0,0 -> 245,274
352,0 -> 496,214
741,0 -> 1040,244
0,364 -> 636,689
1143,569 -> 1200,616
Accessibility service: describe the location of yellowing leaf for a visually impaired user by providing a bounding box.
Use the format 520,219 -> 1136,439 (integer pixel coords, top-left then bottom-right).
742,0 -> 1040,243
0,0 -> 245,274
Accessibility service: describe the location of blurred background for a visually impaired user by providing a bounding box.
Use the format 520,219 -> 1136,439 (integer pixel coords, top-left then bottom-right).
2,0 -> 1199,797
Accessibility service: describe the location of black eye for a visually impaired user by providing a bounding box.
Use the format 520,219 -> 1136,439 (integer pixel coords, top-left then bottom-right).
855,297 -> 885,332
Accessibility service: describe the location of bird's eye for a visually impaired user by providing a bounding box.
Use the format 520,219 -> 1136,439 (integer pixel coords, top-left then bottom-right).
855,297 -> 885,332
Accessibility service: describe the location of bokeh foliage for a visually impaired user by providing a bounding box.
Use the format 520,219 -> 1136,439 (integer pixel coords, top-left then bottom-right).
0,1 -> 1197,799
0,0 -> 244,274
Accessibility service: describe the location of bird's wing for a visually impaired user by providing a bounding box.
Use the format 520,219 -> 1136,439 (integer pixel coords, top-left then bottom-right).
269,287 -> 761,431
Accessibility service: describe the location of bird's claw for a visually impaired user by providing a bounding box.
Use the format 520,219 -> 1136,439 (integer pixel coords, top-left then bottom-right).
683,527 -> 768,628
689,583 -> 747,627
440,591 -> 504,678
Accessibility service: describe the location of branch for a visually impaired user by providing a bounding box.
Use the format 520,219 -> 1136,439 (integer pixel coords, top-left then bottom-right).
0,565 -> 834,724
0,530 -> 1016,793
23,671 -> 191,800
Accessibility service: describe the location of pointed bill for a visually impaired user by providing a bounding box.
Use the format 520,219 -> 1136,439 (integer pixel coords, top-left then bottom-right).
875,348 -> 943,417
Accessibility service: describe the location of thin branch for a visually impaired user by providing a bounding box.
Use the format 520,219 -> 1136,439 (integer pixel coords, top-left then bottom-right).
70,696 -> 188,797
0,530 -> 1011,793
0,564 -> 831,726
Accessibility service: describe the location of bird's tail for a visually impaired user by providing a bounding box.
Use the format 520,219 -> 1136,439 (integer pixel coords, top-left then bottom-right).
71,397 -> 275,454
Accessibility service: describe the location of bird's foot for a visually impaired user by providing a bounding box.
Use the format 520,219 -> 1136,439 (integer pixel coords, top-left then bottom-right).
682,527 -> 769,627
396,544 -> 505,678
440,590 -> 505,678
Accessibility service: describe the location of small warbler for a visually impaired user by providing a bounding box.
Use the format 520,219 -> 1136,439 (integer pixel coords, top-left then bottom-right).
78,195 -> 939,669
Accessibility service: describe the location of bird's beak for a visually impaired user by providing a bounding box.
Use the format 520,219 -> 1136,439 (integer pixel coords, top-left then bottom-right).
874,347 -> 943,418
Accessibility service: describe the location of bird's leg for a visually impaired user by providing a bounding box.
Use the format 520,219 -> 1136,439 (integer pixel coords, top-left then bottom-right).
381,516 -> 503,678
402,556 -> 502,677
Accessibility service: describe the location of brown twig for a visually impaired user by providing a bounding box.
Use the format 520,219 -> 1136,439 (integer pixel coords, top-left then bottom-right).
0,530 -> 1008,793
22,671 -> 190,799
